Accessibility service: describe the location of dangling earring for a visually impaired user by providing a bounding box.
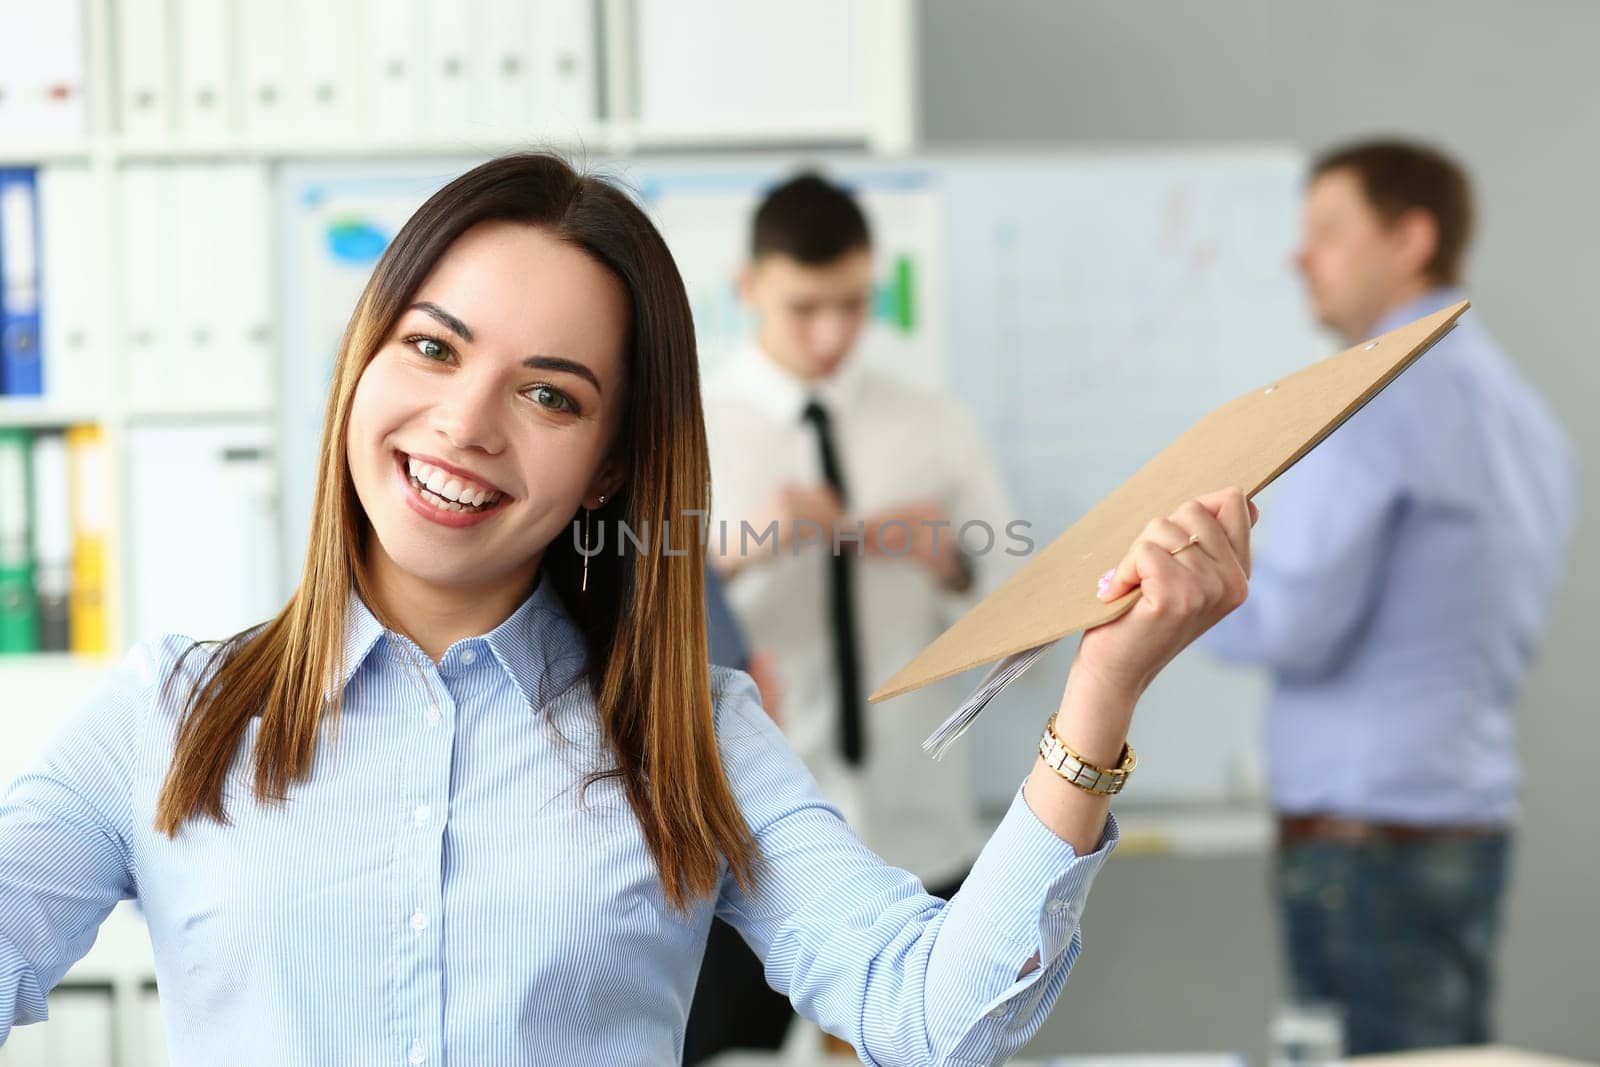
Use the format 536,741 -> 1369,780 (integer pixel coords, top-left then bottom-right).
582,494 -> 607,593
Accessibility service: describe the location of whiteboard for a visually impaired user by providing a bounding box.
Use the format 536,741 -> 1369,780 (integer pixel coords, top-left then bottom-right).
934,152 -> 1323,809
275,149 -> 1326,808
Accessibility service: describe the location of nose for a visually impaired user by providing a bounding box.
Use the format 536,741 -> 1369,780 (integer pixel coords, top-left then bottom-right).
430,373 -> 505,455
810,309 -> 859,357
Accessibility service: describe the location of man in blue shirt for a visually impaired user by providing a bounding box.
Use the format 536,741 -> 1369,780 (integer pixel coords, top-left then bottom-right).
1205,141 -> 1577,1054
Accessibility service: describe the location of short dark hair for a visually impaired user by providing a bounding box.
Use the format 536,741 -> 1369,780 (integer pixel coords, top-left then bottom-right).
1310,139 -> 1474,286
750,171 -> 871,264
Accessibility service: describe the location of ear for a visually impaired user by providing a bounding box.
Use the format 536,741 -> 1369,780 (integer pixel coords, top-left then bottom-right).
1394,208 -> 1439,280
737,262 -> 758,307
583,456 -> 625,510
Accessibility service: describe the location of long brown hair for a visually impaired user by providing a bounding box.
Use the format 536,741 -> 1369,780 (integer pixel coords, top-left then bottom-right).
154,153 -> 757,909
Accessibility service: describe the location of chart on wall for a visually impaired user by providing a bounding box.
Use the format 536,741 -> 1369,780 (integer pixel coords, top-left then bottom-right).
619,158 -> 945,383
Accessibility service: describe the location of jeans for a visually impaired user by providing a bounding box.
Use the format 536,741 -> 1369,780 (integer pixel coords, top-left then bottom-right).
1275,829 -> 1511,1055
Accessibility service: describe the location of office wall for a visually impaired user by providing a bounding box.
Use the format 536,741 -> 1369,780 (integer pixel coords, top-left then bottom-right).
920,0 -> 1599,1059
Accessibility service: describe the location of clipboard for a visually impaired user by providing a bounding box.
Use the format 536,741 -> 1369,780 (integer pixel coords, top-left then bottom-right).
867,300 -> 1471,754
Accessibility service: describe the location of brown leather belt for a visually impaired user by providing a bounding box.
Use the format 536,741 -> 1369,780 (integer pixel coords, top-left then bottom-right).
1278,814 -> 1502,847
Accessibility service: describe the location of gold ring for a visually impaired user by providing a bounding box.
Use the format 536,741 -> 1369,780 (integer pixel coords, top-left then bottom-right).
1169,533 -> 1201,557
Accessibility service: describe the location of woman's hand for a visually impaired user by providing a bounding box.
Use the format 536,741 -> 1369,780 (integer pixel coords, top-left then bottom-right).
1025,488 -> 1257,853
1074,487 -> 1258,704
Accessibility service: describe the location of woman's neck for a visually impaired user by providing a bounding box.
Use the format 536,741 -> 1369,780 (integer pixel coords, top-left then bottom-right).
363,538 -> 540,662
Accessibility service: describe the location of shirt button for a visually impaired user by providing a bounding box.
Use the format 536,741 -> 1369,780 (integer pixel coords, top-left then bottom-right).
1046,898 -> 1069,914
460,647 -> 477,666
414,805 -> 430,826
987,1005 -> 1008,1020
426,708 -> 441,726
408,1042 -> 426,1065
411,910 -> 429,933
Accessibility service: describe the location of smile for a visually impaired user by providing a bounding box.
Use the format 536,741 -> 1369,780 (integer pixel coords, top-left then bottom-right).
395,452 -> 509,528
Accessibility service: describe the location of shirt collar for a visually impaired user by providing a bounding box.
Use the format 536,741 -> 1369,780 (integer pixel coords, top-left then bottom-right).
1373,285 -> 1469,336
338,574 -> 588,711
733,339 -> 867,424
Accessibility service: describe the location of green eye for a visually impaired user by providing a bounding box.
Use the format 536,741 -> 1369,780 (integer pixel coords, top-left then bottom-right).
411,337 -> 448,361
530,385 -> 575,412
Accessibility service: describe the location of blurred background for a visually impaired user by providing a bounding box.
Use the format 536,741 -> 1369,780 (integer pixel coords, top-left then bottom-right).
0,1 -> 1592,1064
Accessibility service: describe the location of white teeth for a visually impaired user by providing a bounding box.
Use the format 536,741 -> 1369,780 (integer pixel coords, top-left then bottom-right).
402,454 -> 502,506
421,488 -> 464,512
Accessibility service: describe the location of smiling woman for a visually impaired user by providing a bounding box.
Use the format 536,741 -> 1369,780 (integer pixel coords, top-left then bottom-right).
0,152 -> 1257,1066
155,155 -> 750,909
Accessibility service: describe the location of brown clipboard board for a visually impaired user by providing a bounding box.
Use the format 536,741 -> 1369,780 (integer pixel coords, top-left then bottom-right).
870,299 -> 1470,705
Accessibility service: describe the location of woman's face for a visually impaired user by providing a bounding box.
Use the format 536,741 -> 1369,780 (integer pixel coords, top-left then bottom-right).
346,220 -> 629,595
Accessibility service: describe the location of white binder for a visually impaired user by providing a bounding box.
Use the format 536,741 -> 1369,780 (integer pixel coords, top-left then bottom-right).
295,0 -> 361,137
170,165 -> 222,407
0,0 -> 88,139
115,0 -> 174,139
216,163 -> 275,408
37,165 -> 108,408
173,0 -> 235,140
28,430 -> 72,652
478,0 -> 537,136
420,0 -> 482,136
118,166 -> 177,413
163,165 -> 273,411
535,0 -> 598,133
362,0 -> 422,140
236,2 -> 295,140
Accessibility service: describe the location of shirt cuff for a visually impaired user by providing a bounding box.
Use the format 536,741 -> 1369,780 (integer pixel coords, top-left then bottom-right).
957,780 -> 1120,969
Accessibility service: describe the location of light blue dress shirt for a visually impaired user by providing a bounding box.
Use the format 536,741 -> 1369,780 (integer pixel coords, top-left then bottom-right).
1,576 -> 1118,1065
1204,289 -> 1577,826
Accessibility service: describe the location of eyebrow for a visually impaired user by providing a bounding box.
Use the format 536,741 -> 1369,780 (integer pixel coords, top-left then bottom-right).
406,301 -> 603,394
410,301 -> 474,342
522,355 -> 603,394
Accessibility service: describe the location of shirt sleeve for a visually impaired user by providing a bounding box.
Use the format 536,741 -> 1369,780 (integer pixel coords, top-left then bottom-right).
1202,422 -> 1406,681
0,640 -> 156,1043
710,668 -> 1117,1066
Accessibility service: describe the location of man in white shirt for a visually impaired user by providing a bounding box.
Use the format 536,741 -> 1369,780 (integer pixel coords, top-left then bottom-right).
685,172 -> 1021,1060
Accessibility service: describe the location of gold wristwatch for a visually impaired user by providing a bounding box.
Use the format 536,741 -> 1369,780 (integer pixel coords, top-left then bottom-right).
1037,712 -> 1137,796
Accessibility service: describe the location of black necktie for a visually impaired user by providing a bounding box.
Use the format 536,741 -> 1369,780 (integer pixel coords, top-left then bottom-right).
801,400 -> 865,766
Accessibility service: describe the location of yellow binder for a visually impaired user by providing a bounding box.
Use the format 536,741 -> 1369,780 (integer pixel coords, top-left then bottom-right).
66,424 -> 109,655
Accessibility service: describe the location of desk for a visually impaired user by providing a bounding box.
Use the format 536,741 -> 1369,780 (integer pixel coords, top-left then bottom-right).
702,1054 -> 1245,1067
1350,1048 -> 1597,1066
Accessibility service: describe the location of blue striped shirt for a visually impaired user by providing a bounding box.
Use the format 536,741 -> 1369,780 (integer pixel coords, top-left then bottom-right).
1204,289 -> 1577,825
1,577 -> 1117,1065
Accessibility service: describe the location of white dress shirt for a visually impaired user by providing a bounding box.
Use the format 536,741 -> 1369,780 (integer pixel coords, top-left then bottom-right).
705,344 -> 1022,886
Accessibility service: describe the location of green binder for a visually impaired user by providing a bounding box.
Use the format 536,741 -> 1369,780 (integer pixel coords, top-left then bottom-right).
0,428 -> 41,653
